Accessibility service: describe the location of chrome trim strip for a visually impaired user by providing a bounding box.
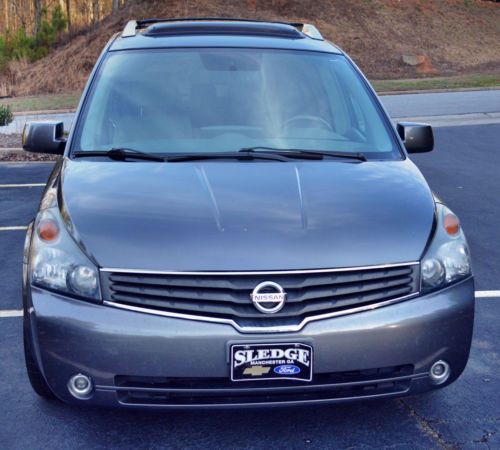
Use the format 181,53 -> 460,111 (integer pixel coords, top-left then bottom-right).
103,291 -> 420,334
97,372 -> 425,393
100,261 -> 419,277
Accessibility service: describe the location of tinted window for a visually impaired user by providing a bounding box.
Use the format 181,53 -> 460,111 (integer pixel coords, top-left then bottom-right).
73,48 -> 400,159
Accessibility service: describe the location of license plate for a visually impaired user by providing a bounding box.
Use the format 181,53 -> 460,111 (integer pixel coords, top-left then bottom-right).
230,342 -> 313,382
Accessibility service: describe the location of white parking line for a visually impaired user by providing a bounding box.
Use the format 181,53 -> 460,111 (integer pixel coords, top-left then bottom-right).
0,226 -> 28,231
0,183 -> 46,188
475,290 -> 500,298
0,291 -> 498,319
0,310 -> 23,318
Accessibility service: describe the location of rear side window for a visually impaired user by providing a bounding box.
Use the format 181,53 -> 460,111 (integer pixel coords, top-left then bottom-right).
73,48 -> 400,159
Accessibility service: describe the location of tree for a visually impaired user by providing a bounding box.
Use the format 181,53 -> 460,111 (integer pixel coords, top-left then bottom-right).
92,0 -> 99,24
65,0 -> 71,31
34,0 -> 42,34
10,0 -> 28,30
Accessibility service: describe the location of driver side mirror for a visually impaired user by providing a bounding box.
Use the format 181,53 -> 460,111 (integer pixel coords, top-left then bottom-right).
396,122 -> 434,153
22,121 -> 66,154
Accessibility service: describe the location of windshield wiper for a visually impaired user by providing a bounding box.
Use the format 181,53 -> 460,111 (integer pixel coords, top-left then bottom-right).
165,151 -> 302,163
239,147 -> 367,162
72,148 -> 165,162
71,147 -> 365,163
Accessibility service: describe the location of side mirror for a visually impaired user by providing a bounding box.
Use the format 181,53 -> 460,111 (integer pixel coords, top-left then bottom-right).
396,122 -> 434,153
22,121 -> 66,154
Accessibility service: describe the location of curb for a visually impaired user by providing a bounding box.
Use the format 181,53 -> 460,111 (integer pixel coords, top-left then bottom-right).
13,108 -> 76,116
377,86 -> 500,96
0,148 -> 24,155
392,112 -> 500,127
0,160 -> 55,164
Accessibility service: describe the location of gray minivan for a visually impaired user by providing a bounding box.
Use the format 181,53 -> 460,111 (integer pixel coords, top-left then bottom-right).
22,19 -> 474,408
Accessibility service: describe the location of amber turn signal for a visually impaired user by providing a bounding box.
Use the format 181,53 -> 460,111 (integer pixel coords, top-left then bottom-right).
443,213 -> 460,236
37,219 -> 60,242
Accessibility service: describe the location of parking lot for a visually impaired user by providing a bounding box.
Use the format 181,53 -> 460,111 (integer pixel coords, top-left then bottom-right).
0,120 -> 499,448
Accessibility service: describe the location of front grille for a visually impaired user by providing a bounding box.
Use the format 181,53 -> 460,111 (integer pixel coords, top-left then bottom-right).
113,365 -> 415,406
101,263 -> 419,329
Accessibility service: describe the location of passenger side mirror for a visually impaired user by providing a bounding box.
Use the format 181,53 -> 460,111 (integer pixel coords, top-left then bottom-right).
22,121 -> 66,154
396,122 -> 434,153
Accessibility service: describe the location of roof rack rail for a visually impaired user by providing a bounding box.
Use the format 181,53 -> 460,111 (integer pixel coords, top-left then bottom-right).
122,20 -> 138,37
121,18 -> 323,40
300,23 -> 323,40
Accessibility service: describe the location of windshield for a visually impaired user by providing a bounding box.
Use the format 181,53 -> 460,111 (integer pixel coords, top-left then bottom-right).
73,48 -> 401,159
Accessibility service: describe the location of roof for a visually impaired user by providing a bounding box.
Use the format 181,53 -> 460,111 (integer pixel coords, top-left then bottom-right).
109,19 -> 342,54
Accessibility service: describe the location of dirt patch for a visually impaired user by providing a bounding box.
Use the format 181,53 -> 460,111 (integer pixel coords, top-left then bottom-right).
0,133 -> 59,161
1,0 -> 499,97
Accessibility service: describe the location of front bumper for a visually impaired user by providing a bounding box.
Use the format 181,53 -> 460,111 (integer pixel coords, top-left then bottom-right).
26,277 -> 474,409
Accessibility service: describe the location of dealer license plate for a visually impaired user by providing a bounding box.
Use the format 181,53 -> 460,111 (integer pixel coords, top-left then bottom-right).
230,342 -> 313,382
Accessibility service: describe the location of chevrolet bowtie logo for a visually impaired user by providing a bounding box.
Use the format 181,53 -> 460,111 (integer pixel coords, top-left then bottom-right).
243,365 -> 271,376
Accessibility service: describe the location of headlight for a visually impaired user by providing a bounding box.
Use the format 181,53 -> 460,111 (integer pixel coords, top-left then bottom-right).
421,203 -> 472,292
29,208 -> 101,301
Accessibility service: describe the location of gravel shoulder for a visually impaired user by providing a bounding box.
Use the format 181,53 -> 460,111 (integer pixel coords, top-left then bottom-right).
0,133 -> 22,148
0,133 -> 58,161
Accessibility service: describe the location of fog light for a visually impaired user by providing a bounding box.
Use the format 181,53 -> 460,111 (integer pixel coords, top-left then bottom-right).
429,360 -> 450,385
68,373 -> 93,399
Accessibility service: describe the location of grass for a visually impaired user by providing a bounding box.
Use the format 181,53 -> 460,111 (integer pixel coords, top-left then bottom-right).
372,73 -> 500,93
0,92 -> 81,112
0,74 -> 498,113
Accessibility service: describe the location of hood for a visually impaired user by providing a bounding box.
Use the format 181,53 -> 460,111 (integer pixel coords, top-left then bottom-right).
60,159 -> 434,271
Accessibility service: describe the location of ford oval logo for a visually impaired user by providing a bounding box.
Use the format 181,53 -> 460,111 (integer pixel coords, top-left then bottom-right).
274,365 -> 301,375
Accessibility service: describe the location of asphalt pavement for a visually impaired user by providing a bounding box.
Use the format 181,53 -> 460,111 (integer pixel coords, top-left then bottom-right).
382,89 -> 500,118
0,121 -> 499,449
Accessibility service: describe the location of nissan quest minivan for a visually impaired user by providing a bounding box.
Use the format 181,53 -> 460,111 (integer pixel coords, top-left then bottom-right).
22,19 -> 474,408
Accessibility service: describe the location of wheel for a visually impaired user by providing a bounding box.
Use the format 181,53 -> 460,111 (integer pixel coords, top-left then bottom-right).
23,323 -> 56,400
